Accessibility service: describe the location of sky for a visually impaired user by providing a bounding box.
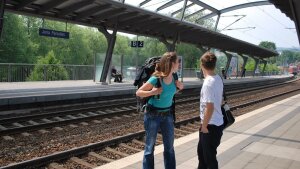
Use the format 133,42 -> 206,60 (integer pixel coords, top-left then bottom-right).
117,0 -> 299,49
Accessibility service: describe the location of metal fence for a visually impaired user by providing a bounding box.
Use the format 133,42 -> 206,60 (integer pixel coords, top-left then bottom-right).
0,63 -> 95,82
0,63 -> 283,82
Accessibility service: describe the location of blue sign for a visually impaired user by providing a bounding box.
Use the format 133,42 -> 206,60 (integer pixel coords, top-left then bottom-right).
131,41 -> 144,47
39,28 -> 69,39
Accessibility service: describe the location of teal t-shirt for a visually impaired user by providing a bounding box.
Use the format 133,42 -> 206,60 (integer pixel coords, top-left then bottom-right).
147,76 -> 176,108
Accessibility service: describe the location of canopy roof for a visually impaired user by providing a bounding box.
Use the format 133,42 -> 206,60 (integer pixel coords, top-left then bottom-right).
269,0 -> 300,45
4,0 -> 278,57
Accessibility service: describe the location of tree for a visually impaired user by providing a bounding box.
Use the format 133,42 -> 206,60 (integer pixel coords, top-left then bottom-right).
0,13 -> 32,63
27,51 -> 69,81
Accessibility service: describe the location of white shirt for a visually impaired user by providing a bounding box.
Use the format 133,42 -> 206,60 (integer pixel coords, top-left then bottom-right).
200,75 -> 223,126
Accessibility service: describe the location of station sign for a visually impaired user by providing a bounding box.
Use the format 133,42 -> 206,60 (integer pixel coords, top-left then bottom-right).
130,41 -> 144,48
39,28 -> 69,39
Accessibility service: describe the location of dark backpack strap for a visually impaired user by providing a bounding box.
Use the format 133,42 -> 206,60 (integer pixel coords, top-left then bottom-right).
219,75 -> 227,102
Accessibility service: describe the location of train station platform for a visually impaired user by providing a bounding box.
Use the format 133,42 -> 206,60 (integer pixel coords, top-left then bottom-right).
95,93 -> 300,169
0,75 -> 293,109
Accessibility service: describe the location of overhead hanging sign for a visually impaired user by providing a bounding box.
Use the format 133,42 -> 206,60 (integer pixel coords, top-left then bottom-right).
130,41 -> 144,47
39,28 -> 69,39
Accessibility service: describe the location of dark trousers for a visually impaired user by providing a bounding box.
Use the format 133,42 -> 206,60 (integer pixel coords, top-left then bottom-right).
197,125 -> 223,169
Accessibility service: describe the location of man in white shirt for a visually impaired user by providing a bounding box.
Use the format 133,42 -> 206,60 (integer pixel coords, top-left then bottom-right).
198,52 -> 224,169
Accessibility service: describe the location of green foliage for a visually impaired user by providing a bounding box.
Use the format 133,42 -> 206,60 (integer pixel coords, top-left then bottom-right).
259,41 -> 276,51
176,43 -> 202,68
0,13 -> 32,63
27,51 -> 69,81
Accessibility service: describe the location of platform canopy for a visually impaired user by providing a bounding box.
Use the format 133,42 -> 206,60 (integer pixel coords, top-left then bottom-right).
3,0 -> 278,57
269,0 -> 300,45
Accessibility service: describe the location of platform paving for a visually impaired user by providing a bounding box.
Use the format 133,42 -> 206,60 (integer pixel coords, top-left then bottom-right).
95,93 -> 300,169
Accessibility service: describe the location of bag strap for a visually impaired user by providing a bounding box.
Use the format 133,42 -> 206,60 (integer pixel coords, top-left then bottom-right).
219,75 -> 227,102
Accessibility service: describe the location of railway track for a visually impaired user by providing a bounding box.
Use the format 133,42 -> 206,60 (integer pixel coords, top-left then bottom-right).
0,78 -> 298,136
0,78 -> 300,168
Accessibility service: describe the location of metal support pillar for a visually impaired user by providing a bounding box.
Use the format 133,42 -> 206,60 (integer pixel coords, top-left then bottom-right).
159,36 -> 177,52
261,60 -> 267,76
223,51 -> 233,78
98,24 -> 118,84
252,57 -> 259,77
180,0 -> 188,21
239,54 -> 248,77
0,0 -> 6,39
214,14 -> 220,31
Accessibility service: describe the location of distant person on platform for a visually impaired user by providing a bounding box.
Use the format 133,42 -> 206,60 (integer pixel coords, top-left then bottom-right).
221,68 -> 227,79
111,66 -> 122,83
241,68 -> 246,78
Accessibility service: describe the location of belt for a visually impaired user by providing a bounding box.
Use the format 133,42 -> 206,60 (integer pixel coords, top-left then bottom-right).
146,104 -> 171,116
148,110 -> 170,116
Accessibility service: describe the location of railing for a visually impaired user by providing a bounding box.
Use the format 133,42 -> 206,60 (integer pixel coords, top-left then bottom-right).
0,63 -> 95,82
0,63 -> 283,82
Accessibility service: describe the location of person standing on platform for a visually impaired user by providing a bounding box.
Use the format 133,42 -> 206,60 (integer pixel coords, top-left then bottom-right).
241,68 -> 246,78
136,52 -> 183,169
197,52 -> 224,169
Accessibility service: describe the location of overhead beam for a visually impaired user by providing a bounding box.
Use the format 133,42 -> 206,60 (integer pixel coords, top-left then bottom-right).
92,8 -> 126,23
184,8 -> 205,20
73,4 -> 112,20
172,3 -> 195,16
139,0 -> 152,7
57,0 -> 95,17
198,1 -> 271,21
156,0 -> 182,12
189,0 -> 218,13
290,0 -> 300,45
16,0 -> 37,10
38,0 -> 68,14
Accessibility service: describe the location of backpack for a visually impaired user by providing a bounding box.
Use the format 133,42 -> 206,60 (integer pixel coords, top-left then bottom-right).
133,56 -> 161,112
133,56 -> 178,122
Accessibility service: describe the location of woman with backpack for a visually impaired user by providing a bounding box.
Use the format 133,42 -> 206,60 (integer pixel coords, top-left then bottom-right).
136,52 -> 183,169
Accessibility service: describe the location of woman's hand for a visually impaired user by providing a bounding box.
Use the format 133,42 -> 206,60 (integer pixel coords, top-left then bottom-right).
151,87 -> 163,96
176,81 -> 184,90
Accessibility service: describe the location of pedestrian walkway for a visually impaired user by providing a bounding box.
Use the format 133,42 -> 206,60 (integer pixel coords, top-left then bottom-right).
95,93 -> 300,169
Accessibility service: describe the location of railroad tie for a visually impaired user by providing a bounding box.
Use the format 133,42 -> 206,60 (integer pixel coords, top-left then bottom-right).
180,125 -> 198,132
53,117 -> 65,121
48,162 -> 66,169
0,124 -> 7,130
105,147 -> 129,157
69,124 -> 78,128
88,152 -> 114,163
174,128 -> 192,135
70,157 -> 97,168
2,136 -> 14,141
132,139 -> 145,146
12,122 -> 24,128
80,122 -> 89,126
21,132 -> 31,137
66,115 -> 77,119
28,120 -> 39,125
42,118 -> 53,123
78,113 -> 88,117
54,127 -> 64,131
93,120 -> 101,124
38,129 -> 49,134
97,110 -> 106,114
87,112 -> 98,116
174,132 -> 185,137
119,143 -> 143,152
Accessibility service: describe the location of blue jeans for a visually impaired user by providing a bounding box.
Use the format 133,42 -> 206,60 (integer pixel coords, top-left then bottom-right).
143,112 -> 176,169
